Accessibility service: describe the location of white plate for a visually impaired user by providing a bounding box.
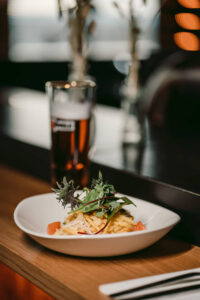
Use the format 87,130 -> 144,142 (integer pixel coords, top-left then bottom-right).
14,193 -> 180,257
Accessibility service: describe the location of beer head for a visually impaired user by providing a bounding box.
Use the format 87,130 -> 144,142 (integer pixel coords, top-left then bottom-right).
46,80 -> 96,121
51,101 -> 90,120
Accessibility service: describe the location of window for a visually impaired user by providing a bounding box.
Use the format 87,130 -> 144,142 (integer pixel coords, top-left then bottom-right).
8,0 -> 160,62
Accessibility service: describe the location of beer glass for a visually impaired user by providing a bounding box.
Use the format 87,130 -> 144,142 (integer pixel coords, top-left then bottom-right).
46,80 -> 96,187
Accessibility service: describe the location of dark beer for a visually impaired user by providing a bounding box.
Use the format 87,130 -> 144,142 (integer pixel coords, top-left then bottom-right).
51,117 -> 91,187
46,80 -> 96,187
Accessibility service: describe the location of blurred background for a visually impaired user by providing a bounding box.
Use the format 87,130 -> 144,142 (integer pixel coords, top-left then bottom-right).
0,0 -> 200,189
1,0 -> 162,106
0,0 -> 198,104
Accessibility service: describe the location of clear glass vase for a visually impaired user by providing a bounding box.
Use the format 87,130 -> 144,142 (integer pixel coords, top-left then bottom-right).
121,95 -> 143,145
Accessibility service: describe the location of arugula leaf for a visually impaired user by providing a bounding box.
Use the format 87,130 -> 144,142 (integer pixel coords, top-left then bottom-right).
81,189 -> 100,204
109,201 -> 121,210
107,203 -> 124,221
91,171 -> 115,196
96,210 -> 106,218
120,196 -> 136,206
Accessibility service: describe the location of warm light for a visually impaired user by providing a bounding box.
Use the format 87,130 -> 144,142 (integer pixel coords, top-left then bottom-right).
175,13 -> 200,30
71,81 -> 77,87
174,32 -> 200,51
76,163 -> 84,170
64,84 -> 70,88
177,0 -> 200,9
65,162 -> 73,170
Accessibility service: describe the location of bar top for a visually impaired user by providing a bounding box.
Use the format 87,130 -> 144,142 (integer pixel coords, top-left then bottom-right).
0,164 -> 200,300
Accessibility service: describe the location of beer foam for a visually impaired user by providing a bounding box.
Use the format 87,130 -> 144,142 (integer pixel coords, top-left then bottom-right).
51,101 -> 90,120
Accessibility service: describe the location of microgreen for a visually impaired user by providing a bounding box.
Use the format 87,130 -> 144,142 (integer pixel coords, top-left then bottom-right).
52,177 -> 80,209
52,171 -> 136,234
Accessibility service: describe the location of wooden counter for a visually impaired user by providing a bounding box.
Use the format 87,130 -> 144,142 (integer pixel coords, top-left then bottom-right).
0,164 -> 200,300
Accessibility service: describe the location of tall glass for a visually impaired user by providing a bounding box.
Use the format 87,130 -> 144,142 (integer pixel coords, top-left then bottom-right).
46,80 -> 96,187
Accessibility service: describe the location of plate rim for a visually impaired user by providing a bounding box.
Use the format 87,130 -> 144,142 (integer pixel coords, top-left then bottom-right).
14,192 -> 181,240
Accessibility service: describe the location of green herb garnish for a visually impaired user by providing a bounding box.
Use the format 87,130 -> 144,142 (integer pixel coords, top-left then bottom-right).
52,177 -> 80,209
52,172 -> 136,234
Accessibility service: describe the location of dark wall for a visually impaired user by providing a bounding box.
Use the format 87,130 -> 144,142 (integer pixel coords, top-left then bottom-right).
0,61 -> 124,107
0,51 -> 199,109
0,51 -> 175,108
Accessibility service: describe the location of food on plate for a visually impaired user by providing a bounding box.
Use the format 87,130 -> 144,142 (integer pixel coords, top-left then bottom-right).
47,172 -> 145,235
47,221 -> 61,235
54,210 -> 139,235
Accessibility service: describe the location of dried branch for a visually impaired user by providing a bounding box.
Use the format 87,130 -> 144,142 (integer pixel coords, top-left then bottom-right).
112,1 -> 125,18
57,0 -> 96,80
57,0 -> 63,18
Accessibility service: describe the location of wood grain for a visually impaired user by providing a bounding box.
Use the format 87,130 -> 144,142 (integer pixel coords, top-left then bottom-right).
0,164 -> 200,300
